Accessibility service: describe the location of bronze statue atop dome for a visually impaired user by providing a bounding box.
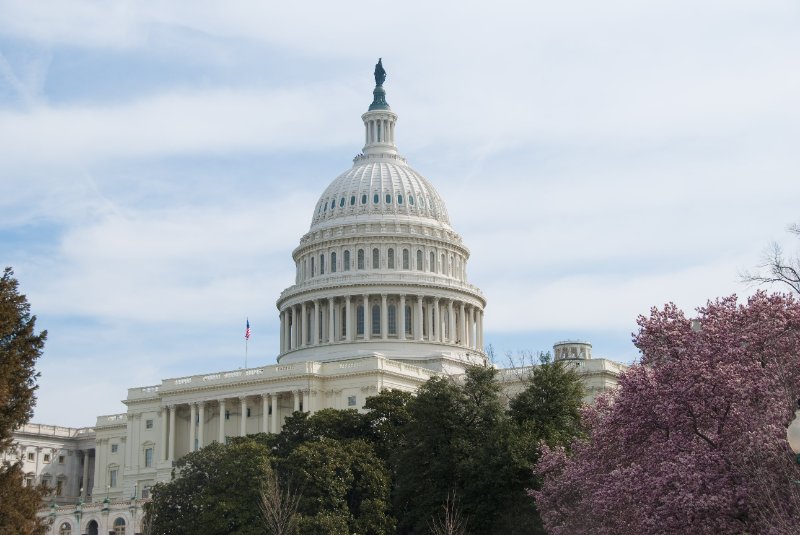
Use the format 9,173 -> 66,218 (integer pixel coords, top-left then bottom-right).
374,58 -> 386,86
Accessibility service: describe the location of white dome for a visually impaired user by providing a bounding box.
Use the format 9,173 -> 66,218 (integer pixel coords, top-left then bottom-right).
310,158 -> 451,230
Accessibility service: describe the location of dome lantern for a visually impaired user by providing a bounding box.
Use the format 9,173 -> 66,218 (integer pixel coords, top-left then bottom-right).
361,58 -> 398,156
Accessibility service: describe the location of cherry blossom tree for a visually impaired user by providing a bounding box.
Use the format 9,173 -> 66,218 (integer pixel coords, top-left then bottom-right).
533,292 -> 800,535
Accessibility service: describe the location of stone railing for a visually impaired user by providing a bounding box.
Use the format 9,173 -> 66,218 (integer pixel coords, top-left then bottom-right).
96,414 -> 128,427
16,423 -> 95,438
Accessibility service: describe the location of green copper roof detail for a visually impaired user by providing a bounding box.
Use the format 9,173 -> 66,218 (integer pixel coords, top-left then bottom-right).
369,58 -> 390,110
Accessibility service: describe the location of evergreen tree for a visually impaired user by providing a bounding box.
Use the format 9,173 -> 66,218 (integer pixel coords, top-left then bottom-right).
0,267 -> 48,535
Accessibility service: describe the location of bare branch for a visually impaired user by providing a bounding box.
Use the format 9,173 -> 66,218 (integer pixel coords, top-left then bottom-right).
428,490 -> 469,535
259,471 -> 300,535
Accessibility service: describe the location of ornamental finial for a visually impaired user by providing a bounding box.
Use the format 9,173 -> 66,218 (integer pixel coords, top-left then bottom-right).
374,58 -> 386,86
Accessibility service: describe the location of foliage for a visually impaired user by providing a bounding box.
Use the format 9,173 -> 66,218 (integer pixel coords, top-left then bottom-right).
534,292 -> 800,535
145,438 -> 273,534
282,438 -> 394,535
0,267 -> 48,535
362,388 -> 413,461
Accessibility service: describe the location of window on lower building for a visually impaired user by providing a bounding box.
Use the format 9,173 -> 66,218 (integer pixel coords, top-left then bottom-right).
113,517 -> 126,534
356,305 -> 364,335
59,522 -> 72,535
145,419 -> 153,429
27,452 -> 34,461
56,479 -> 64,496
43,453 -> 51,463
246,407 -> 251,418
110,469 -> 118,488
405,306 -> 412,335
111,444 -> 118,453
225,410 -> 230,420
348,395 -> 357,407
142,485 -> 151,499
58,455 -> 65,464
144,448 -> 153,468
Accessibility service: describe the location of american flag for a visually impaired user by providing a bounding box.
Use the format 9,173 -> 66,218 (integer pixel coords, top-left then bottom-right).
245,318 -> 251,341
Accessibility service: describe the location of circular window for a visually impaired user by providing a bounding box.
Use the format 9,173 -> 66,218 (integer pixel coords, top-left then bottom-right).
373,193 -> 379,204
398,194 -> 403,205
350,196 -> 356,206
339,197 -> 345,207
385,194 -> 392,204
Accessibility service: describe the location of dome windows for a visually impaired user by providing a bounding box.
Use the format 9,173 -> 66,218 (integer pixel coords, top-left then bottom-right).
357,249 -> 365,270
398,194 -> 403,205
361,194 -> 367,205
388,248 -> 395,269
409,195 -> 414,205
385,194 -> 392,204
350,196 -> 356,206
339,197 -> 345,207
330,199 -> 336,209
372,248 -> 380,269
331,252 -> 337,273
343,250 -> 351,271
402,249 -> 410,269
373,193 -> 379,204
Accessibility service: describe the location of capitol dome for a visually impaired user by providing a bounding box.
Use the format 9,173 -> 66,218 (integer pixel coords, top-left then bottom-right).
276,60 -> 486,372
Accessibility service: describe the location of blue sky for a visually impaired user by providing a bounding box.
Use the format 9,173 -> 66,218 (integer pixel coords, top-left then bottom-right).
1,0 -> 798,427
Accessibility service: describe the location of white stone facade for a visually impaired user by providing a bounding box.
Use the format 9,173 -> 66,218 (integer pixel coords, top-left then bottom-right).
24,66 -> 626,534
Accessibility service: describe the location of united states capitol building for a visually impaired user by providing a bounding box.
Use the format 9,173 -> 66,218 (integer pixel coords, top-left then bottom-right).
9,62 -> 627,535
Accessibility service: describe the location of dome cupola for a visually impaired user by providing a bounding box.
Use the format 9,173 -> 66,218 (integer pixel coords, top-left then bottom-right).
276,60 -> 486,373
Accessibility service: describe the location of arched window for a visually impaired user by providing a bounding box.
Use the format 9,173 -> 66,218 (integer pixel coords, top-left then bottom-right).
416,250 -> 423,271
441,254 -> 446,274
385,193 -> 392,204
344,250 -> 351,271
405,306 -> 412,334
113,518 -> 126,535
372,248 -> 380,269
449,255 -> 454,276
357,306 -> 365,335
387,248 -> 395,269
59,522 -> 72,535
86,520 -> 99,535
388,304 -> 397,335
310,257 -> 315,277
320,254 -> 325,275
357,249 -> 365,270
402,249 -> 410,270
398,194 -> 403,204
361,194 -> 367,204
331,252 -> 337,273
373,193 -> 379,204
350,195 -> 356,206
372,305 -> 381,335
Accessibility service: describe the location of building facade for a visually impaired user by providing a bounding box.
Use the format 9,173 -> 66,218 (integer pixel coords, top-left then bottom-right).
21,63 -> 626,534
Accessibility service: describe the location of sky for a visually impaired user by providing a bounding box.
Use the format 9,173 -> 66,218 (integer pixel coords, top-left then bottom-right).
1,0 -> 799,427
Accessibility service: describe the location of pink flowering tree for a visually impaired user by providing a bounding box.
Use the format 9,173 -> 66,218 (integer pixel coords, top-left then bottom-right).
533,292 -> 800,535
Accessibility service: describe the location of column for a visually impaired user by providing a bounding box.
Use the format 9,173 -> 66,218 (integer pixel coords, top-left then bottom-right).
81,450 -> 89,500
426,299 -> 434,341
381,294 -> 388,340
279,310 -> 285,352
448,300 -> 455,343
478,310 -> 484,350
399,294 -> 406,340
262,395 -> 269,432
240,397 -> 248,436
270,393 -> 278,434
293,390 -> 300,412
345,296 -> 352,341
300,302 -> 307,347
433,298 -> 440,342
189,403 -> 197,452
460,302 -> 466,346
160,407 -> 168,461
218,399 -> 226,443
363,294 -> 371,341
415,296 -> 423,341
328,297 -> 335,343
168,405 -> 176,461
198,402 -> 205,449
313,300 -> 320,345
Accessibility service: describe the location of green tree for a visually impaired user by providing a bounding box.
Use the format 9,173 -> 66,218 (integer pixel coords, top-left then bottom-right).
0,267 -> 48,535
282,438 -> 394,535
144,438 -> 273,534
363,389 -> 412,462
271,408 -> 367,458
